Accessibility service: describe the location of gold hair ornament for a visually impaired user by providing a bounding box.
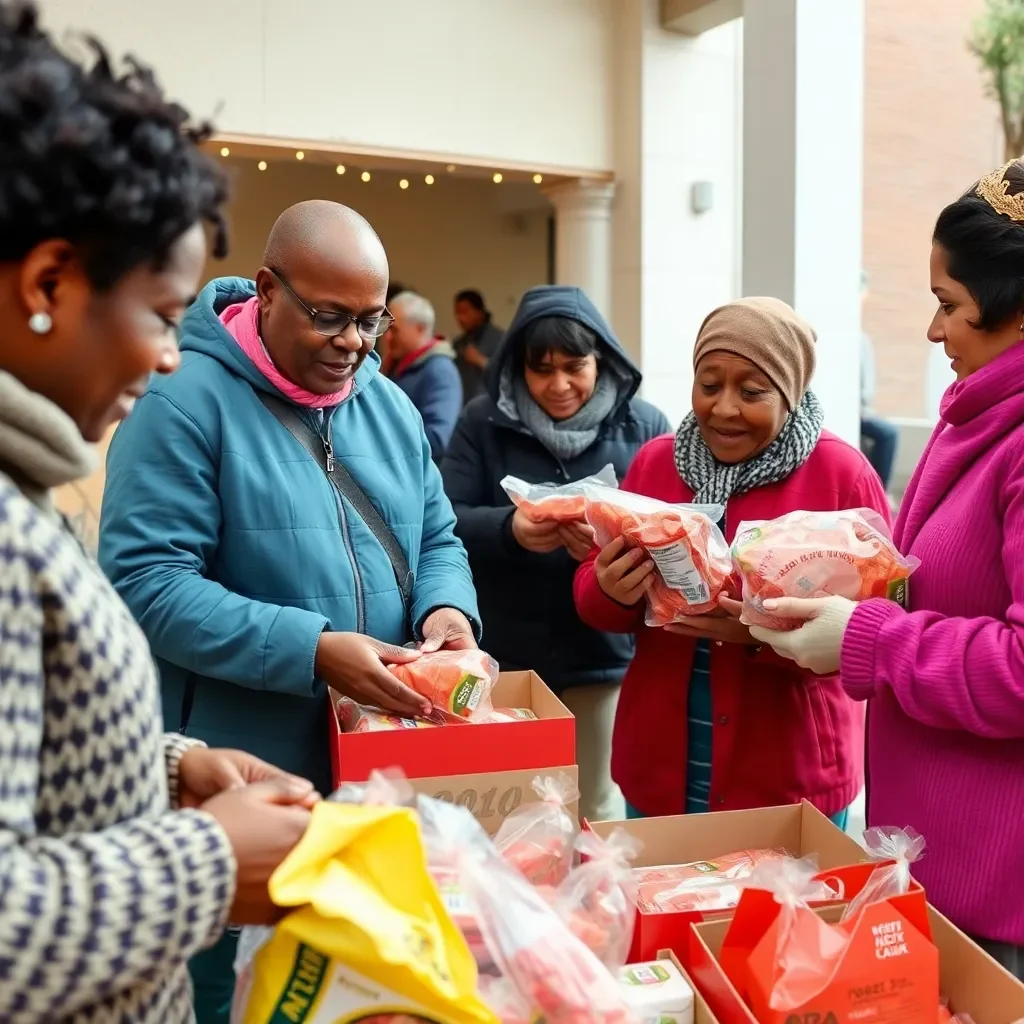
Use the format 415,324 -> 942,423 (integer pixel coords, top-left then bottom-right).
975,160 -> 1024,222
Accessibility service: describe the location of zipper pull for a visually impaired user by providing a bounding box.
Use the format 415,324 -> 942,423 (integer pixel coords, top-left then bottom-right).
323,438 -> 335,473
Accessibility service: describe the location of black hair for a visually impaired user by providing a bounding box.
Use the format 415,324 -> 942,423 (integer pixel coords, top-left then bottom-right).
0,1 -> 228,289
515,316 -> 600,373
933,170 -> 1024,332
455,288 -> 486,311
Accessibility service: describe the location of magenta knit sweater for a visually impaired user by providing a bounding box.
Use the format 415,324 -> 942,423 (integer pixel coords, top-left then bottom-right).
841,340 -> 1024,946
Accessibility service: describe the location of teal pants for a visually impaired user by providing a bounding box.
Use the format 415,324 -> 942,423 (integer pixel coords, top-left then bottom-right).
625,801 -> 850,831
190,928 -> 239,1024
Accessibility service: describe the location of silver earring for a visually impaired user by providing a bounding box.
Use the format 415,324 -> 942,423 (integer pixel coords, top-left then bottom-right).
28,312 -> 52,335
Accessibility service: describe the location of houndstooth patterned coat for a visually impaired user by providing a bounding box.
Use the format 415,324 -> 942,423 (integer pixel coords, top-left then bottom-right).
0,473 -> 235,1022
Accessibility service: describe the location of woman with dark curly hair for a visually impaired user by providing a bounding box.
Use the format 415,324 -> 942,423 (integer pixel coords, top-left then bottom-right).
0,3 -> 317,1020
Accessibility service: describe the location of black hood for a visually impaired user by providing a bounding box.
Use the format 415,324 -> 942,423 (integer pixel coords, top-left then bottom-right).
483,285 -> 642,417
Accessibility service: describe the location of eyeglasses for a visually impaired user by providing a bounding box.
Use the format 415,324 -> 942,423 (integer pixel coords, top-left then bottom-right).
267,268 -> 394,341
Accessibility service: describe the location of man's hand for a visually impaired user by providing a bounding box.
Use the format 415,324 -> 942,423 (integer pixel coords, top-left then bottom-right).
420,607 -> 478,652
512,508 -> 564,553
178,748 -> 319,810
745,596 -> 856,674
316,632 -> 430,716
559,521 -> 595,561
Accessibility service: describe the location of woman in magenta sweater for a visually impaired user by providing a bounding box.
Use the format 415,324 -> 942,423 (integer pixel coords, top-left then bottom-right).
751,159 -> 1024,977
574,298 -> 889,822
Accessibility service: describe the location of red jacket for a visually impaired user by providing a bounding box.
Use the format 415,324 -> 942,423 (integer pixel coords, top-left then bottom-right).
573,431 -> 889,818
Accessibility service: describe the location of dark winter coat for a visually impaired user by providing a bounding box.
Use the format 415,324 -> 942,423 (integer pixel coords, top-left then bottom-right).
392,339 -> 463,461
441,286 -> 670,693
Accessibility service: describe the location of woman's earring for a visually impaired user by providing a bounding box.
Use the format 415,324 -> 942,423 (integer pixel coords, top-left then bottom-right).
28,312 -> 52,335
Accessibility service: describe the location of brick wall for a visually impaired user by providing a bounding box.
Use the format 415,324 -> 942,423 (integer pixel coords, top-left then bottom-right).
863,0 -> 1002,417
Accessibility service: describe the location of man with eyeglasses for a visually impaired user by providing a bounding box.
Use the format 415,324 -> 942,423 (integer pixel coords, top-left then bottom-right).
98,199 -> 480,1022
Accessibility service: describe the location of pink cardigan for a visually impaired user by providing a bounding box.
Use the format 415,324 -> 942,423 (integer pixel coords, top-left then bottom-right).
841,340 -> 1024,945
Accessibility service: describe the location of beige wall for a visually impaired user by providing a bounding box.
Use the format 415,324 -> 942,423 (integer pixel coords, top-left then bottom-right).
38,0 -> 614,173
863,0 -> 1001,418
214,157 -> 550,338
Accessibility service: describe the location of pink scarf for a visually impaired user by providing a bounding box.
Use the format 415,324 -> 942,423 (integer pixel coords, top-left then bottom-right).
220,296 -> 352,407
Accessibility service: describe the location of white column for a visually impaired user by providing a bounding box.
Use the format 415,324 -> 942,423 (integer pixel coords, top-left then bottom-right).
741,0 -> 864,444
544,179 -> 616,319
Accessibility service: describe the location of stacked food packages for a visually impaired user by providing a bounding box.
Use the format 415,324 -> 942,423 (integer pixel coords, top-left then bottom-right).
333,649 -> 542,734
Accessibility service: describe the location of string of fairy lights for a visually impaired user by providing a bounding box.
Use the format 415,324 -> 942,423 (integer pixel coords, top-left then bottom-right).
216,146 -> 545,189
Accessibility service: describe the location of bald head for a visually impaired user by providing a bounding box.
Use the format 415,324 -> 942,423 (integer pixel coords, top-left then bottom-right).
263,200 -> 389,285
255,200 -> 391,396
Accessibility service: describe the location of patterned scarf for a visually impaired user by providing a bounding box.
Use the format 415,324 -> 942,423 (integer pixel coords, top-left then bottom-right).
673,390 -> 824,507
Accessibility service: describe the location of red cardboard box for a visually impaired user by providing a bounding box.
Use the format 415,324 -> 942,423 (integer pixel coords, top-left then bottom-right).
586,801 -> 870,968
686,899 -> 1024,1024
329,669 -> 575,785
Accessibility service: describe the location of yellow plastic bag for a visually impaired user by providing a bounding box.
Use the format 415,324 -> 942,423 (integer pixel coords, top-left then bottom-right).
233,800 -> 498,1024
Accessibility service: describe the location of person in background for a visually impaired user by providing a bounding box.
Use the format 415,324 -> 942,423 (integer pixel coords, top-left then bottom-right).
388,290 -> 463,461
745,159 -> 1024,979
574,298 -> 890,825
99,201 -> 480,1020
860,270 -> 899,492
0,4 -> 315,1020
380,280 -> 412,375
442,285 -> 670,822
453,288 -> 505,404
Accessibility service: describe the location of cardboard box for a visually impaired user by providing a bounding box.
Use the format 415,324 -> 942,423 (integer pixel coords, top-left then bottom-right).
588,801 -> 871,966
329,670 -> 575,785
657,949 -> 721,1024
407,763 -> 578,836
688,900 -> 1024,1024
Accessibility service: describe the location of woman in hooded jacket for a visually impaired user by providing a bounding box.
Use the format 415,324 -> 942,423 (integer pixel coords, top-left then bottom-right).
441,285 -> 670,822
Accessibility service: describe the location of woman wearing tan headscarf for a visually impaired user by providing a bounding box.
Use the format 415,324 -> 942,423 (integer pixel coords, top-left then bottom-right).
574,297 -> 891,822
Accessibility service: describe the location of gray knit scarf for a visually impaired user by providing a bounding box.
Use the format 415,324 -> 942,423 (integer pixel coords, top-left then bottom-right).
673,390 -> 824,507
0,370 -> 97,512
510,370 -> 621,461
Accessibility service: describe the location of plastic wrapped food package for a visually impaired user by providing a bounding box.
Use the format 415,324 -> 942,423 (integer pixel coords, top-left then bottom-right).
618,960 -> 695,1024
732,508 -> 920,631
387,649 -> 499,721
502,463 -> 618,524
551,829 -> 641,970
485,707 -> 538,723
416,796 -> 638,1024
840,826 -> 925,924
584,485 -> 732,624
733,856 -> 939,1024
335,695 -> 440,733
229,799 -> 497,1024
494,773 -> 580,887
633,849 -> 837,916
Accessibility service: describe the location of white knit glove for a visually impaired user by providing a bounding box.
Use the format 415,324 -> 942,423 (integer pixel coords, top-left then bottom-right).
745,596 -> 856,675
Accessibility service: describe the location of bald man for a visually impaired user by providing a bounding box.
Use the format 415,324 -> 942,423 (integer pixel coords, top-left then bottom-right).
98,201 -> 480,1021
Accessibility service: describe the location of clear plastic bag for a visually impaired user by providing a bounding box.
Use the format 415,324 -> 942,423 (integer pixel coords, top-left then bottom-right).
494,772 -> 580,887
387,648 -> 499,721
416,797 -> 638,1024
335,694 -> 440,732
840,826 -> 925,923
748,856 -> 848,1013
732,508 -> 920,631
635,848 -> 793,915
583,484 -> 732,623
502,463 -> 618,524
549,829 -> 641,971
